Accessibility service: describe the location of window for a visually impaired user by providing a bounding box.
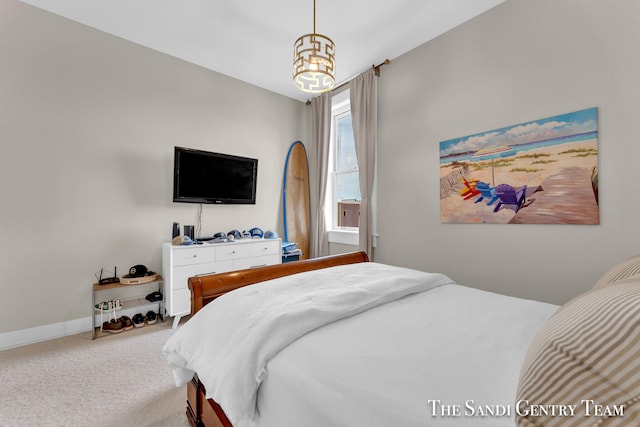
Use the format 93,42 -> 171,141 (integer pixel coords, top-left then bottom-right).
335,111 -> 361,227
326,90 -> 360,245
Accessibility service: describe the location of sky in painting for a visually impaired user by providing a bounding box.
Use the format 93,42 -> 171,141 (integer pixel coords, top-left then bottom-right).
439,107 -> 598,158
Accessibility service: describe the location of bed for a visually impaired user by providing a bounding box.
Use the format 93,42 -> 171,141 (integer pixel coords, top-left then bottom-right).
163,251 -> 640,427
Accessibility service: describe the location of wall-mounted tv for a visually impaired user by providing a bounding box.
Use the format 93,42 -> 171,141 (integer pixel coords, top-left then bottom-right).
173,146 -> 258,204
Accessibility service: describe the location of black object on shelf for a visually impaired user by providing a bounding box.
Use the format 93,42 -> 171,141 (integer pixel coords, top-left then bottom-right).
98,267 -> 120,285
282,253 -> 300,263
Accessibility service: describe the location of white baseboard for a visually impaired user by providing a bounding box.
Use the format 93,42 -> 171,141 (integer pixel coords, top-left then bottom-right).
0,317 -> 92,351
0,302 -> 164,351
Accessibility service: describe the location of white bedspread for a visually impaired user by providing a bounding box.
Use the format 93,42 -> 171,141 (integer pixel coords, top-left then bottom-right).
258,283 -> 558,427
162,262 -> 454,427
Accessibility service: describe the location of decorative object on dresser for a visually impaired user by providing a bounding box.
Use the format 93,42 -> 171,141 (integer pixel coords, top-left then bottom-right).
162,238 -> 281,328
184,225 -> 195,240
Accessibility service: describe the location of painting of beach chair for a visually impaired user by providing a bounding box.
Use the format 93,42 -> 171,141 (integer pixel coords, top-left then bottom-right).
459,177 -> 480,200
493,184 -> 527,213
474,181 -> 499,206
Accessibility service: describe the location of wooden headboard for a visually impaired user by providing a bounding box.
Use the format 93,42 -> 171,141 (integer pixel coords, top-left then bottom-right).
188,251 -> 370,315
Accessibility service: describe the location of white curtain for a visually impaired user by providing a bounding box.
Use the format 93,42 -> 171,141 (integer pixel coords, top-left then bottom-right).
310,91 -> 332,258
350,68 -> 377,259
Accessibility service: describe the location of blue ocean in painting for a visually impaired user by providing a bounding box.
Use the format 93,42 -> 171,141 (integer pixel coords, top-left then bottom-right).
439,107 -> 599,165
440,131 -> 598,164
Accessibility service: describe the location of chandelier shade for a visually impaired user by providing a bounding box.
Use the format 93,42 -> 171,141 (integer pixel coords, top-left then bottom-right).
292,1 -> 335,93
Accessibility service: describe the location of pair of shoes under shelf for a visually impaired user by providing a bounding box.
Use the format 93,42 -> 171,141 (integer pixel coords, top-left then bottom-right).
131,311 -> 158,327
118,316 -> 134,331
102,319 -> 124,333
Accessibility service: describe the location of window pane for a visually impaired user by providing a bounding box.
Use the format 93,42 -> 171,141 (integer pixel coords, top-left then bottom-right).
337,115 -> 357,171
337,172 -> 361,201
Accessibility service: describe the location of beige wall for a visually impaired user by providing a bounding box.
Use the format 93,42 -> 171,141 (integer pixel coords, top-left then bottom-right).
0,0 -> 304,335
375,0 -> 640,304
3,0 -> 639,340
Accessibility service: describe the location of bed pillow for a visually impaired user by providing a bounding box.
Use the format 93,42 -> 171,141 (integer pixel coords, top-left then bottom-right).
515,282 -> 640,427
593,253 -> 640,289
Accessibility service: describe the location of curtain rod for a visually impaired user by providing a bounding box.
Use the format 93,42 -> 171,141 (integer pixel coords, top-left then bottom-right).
305,59 -> 390,105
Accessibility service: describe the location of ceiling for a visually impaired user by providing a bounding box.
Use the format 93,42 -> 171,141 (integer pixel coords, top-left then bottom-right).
20,0 -> 506,102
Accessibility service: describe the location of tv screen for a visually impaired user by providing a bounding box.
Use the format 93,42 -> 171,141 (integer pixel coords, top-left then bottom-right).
173,147 -> 258,204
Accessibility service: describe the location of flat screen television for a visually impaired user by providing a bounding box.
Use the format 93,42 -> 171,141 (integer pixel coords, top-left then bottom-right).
173,146 -> 258,204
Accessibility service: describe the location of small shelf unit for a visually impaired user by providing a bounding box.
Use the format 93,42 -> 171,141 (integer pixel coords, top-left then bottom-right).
92,278 -> 164,339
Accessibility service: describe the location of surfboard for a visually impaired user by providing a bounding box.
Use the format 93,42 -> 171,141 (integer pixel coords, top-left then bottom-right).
283,141 -> 311,260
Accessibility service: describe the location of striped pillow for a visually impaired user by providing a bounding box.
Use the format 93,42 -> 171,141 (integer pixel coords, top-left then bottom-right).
593,254 -> 640,289
516,282 -> 640,427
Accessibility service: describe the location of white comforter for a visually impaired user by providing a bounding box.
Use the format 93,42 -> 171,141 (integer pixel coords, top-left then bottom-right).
162,262 -> 454,426
258,283 -> 558,427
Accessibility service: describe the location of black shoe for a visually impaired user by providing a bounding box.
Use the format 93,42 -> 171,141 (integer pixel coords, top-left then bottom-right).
145,291 -> 163,302
146,311 -> 157,325
132,313 -> 145,328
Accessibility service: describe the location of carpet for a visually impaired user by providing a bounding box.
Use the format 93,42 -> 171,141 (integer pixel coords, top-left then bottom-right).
0,321 -> 188,427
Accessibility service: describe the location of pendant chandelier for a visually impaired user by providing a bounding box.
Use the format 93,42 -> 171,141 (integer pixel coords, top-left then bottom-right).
293,0 -> 335,93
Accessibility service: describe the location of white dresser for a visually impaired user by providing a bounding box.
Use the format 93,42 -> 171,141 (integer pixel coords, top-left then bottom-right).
162,238 -> 281,327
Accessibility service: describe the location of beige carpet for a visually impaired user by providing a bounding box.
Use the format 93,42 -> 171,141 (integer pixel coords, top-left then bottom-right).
0,321 -> 189,427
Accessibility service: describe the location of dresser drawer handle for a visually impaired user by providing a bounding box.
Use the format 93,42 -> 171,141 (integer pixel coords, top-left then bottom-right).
250,264 -> 267,269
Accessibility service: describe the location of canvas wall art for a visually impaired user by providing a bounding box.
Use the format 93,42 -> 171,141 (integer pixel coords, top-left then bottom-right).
440,108 -> 599,224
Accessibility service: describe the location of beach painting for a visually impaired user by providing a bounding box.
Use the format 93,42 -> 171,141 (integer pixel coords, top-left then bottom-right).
440,107 -> 599,224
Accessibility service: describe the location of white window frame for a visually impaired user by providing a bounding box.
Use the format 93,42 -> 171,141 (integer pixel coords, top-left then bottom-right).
326,89 -> 359,246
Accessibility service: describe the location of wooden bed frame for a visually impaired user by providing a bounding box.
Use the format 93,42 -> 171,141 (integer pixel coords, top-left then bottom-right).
184,251 -> 370,427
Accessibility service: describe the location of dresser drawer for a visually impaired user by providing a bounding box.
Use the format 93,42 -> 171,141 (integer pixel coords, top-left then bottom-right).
250,240 -> 280,257
233,254 -> 281,270
215,244 -> 252,261
162,239 -> 281,323
172,247 -> 217,267
173,261 -> 233,290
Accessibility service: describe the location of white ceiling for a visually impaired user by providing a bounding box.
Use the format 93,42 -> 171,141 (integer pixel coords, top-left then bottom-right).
20,0 -> 506,102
